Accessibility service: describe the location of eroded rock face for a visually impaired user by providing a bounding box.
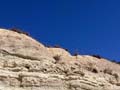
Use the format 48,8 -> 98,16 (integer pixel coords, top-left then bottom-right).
0,28 -> 120,90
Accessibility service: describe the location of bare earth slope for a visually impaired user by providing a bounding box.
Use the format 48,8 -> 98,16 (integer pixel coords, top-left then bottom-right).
0,28 -> 120,90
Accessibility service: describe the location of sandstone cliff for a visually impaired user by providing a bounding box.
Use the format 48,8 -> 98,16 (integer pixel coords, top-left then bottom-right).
0,28 -> 119,90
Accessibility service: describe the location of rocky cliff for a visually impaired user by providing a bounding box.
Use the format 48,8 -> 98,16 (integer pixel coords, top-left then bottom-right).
0,28 -> 120,90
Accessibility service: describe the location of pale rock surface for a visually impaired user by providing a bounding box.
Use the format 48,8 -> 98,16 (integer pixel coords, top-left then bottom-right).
0,28 -> 119,90
47,47 -> 71,57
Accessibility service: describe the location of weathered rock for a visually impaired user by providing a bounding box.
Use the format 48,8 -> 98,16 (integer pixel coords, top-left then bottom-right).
0,28 -> 119,90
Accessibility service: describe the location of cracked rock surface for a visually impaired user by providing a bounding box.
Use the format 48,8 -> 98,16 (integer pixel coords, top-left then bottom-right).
0,29 -> 120,90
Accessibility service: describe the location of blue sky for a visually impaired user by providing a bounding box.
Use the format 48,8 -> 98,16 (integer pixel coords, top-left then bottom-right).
0,0 -> 120,61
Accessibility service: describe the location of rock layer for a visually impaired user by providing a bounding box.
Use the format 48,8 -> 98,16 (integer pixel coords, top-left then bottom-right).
0,29 -> 119,90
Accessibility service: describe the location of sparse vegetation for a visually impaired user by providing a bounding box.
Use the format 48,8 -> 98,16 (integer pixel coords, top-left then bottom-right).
73,49 -> 79,56
116,61 -> 120,64
104,68 -> 113,75
10,28 -> 29,36
73,53 -> 79,56
53,55 -> 61,63
73,51 -> 79,56
113,73 -> 119,80
110,60 -> 120,65
54,45 -> 61,48
91,55 -> 102,59
64,48 -> 69,52
45,45 -> 53,48
111,60 -> 116,63
45,44 -> 69,52
87,66 -> 98,73
103,68 -> 119,81
86,62 -> 99,73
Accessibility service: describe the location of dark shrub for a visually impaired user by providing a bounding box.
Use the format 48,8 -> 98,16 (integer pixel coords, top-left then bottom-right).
64,48 -> 69,51
73,49 -> 79,56
54,45 -> 61,48
10,28 -> 29,36
113,73 -> 119,80
53,55 -> 61,63
111,60 -> 117,63
116,61 -> 120,64
73,52 -> 79,56
92,55 -> 102,59
104,68 -> 113,75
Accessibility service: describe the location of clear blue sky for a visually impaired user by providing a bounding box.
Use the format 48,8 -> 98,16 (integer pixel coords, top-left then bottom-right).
0,0 -> 120,61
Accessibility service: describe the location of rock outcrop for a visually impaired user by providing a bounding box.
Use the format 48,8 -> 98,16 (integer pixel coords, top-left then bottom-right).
0,28 -> 119,90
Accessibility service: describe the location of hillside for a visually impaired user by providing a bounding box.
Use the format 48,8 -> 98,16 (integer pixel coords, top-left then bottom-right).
0,28 -> 119,90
